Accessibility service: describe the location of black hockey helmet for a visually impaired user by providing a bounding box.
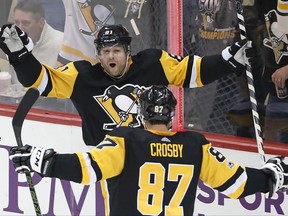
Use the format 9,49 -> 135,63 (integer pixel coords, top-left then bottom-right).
138,86 -> 177,124
94,24 -> 132,54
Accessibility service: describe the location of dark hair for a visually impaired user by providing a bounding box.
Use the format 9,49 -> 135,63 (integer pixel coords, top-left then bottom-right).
14,0 -> 45,20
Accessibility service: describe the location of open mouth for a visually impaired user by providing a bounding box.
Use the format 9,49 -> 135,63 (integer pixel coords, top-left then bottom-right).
109,63 -> 116,67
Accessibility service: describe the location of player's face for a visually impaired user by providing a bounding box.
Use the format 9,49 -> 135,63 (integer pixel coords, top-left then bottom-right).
98,45 -> 129,78
13,10 -> 45,44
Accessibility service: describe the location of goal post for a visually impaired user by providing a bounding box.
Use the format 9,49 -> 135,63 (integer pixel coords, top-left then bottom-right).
169,0 -> 255,138
166,0 -> 184,132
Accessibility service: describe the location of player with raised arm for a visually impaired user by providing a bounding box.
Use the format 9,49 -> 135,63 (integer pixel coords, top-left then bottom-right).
0,24 -> 255,146
9,86 -> 288,216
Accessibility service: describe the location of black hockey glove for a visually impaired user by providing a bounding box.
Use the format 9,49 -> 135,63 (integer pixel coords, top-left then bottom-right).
221,39 -> 255,75
261,156 -> 288,198
0,24 -> 33,63
9,145 -> 56,177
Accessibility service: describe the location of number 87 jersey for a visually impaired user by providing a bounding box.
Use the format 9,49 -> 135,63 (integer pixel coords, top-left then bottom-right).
57,127 -> 267,216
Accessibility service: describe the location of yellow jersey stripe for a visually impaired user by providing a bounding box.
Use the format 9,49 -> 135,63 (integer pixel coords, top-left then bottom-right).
222,171 -> 247,198
76,152 -> 90,184
195,56 -> 203,87
29,66 -> 46,89
100,180 -> 110,216
189,55 -> 203,88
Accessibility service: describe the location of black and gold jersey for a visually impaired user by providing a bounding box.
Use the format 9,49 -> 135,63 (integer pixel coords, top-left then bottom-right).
260,0 -> 288,96
51,127 -> 269,216
15,49 -> 235,145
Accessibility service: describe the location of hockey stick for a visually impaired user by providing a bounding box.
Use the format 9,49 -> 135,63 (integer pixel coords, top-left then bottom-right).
12,88 -> 41,216
235,1 -> 266,164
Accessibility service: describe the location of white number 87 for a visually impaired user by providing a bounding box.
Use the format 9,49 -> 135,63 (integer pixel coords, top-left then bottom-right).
154,105 -> 163,113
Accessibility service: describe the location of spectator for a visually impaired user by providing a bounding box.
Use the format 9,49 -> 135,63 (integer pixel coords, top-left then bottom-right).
0,0 -> 63,84
272,64 -> 288,90
9,85 -> 288,216
260,0 -> 288,143
0,24 -> 255,146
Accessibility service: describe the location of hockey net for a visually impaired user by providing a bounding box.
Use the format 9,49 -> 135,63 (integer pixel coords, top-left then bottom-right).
170,0 -> 252,137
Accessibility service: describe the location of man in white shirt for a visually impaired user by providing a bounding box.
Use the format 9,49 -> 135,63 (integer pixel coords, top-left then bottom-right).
0,0 -> 63,83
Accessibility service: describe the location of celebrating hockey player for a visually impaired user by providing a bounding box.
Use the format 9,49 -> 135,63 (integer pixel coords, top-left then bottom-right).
9,85 -> 288,216
0,24 -> 255,146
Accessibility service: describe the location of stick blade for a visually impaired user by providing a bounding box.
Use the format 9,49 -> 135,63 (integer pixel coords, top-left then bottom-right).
12,88 -> 39,128
12,88 -> 39,147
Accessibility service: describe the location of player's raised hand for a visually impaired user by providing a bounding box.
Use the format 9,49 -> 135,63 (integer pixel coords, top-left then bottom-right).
9,145 -> 56,177
261,156 -> 288,198
0,24 -> 33,63
221,39 -> 255,74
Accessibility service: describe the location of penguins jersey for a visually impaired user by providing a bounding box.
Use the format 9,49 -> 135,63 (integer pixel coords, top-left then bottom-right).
260,0 -> 288,96
51,127 -> 269,216
15,49 -> 233,146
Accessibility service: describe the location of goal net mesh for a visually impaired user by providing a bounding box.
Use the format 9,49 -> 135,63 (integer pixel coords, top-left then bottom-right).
110,0 -> 249,136
178,0 -> 247,136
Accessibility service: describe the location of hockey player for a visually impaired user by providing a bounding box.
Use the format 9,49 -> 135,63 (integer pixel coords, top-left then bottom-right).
9,85 -> 288,216
0,24 -> 255,146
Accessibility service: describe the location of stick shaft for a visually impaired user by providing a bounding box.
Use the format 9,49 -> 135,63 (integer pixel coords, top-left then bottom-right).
235,1 -> 266,164
12,88 -> 42,216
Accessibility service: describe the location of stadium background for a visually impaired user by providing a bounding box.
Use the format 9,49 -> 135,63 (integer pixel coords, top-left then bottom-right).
0,0 -> 288,215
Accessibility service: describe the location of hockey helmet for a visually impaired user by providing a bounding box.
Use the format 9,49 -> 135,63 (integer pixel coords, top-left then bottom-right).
95,24 -> 132,54
138,86 -> 177,124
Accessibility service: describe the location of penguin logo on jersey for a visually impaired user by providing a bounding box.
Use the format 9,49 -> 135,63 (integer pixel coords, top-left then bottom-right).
77,1 -> 116,37
263,10 -> 288,64
124,0 -> 147,19
94,84 -> 145,131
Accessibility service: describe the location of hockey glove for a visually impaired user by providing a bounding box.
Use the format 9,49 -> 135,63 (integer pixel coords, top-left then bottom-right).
221,39 -> 255,75
261,156 -> 288,198
9,145 -> 56,177
0,24 -> 33,63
